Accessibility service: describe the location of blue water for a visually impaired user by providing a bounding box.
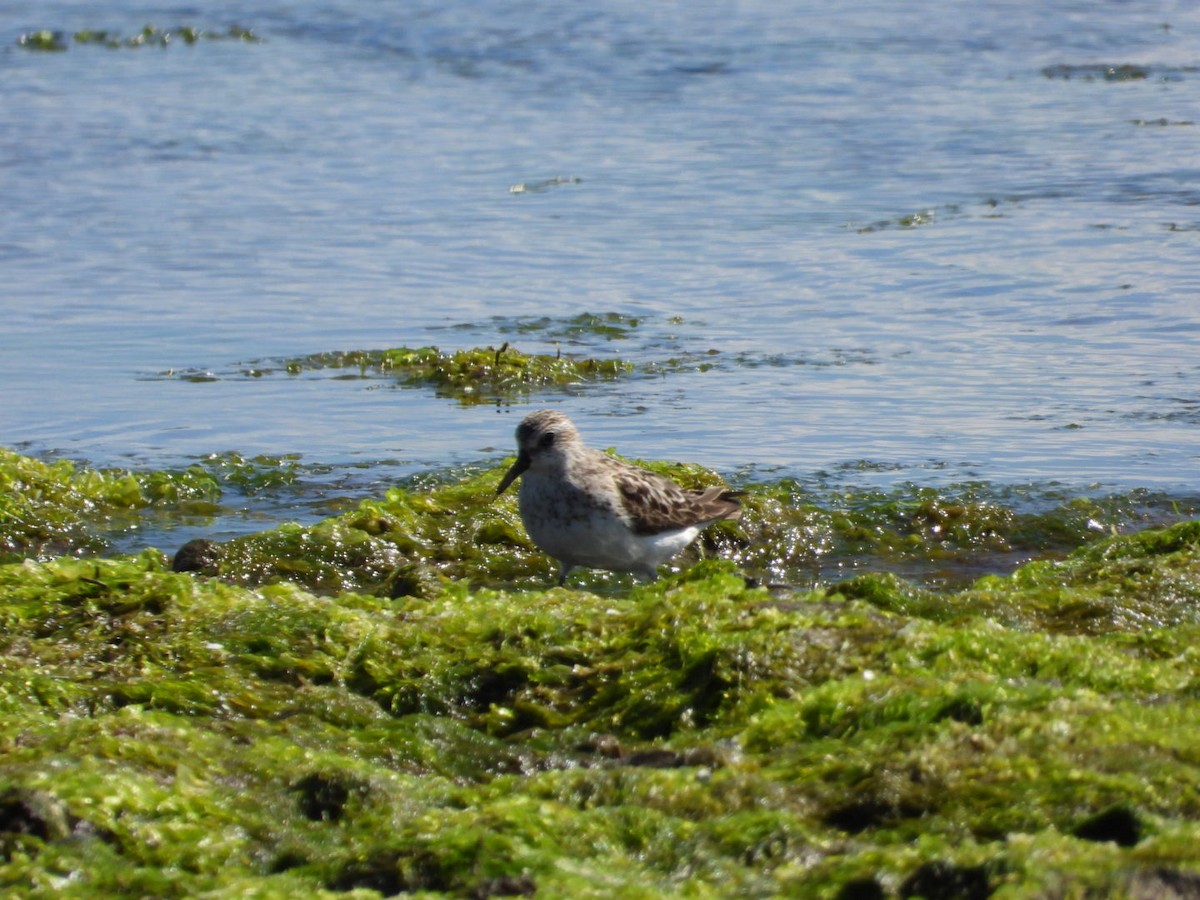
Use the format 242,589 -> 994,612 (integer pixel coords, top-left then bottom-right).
3,1 -> 1199,539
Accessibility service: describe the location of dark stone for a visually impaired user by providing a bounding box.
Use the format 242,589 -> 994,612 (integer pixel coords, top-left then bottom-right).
292,772 -> 354,822
0,787 -> 114,861
381,562 -> 441,599
1073,805 -> 1142,847
0,788 -> 61,841
469,665 -> 529,710
935,695 -> 985,726
328,850 -> 454,896
824,797 -> 924,834
171,538 -> 223,574
900,860 -> 991,900
838,877 -> 887,900
328,853 -> 407,896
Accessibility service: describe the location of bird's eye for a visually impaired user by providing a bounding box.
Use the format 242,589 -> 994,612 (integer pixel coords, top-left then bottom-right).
540,431 -> 556,448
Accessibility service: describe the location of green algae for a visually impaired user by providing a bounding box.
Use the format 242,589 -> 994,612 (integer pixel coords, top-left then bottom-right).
360,345 -> 632,404
195,451 -> 310,494
5,445 -> 1194,596
15,31 -> 68,52
17,25 -> 261,51
4,446 -> 1200,895
464,312 -> 645,341
439,313 -> 716,356
164,345 -> 634,406
159,330 -> 911,398
1041,63 -> 1151,82
2,525 -> 1200,895
729,479 -> 1194,590
201,457 -> 744,595
0,449 -> 221,563
0,449 -> 373,565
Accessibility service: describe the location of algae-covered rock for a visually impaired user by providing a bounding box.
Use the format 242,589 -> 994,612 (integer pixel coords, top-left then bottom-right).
1,519 -> 1200,895
4,441 -> 1200,895
171,457 -> 742,594
0,448 -> 221,562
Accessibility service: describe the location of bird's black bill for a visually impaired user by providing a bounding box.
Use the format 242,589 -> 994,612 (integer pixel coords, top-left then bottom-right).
495,453 -> 530,495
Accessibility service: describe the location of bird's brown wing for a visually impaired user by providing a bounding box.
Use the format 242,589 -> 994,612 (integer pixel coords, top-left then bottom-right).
615,468 -> 743,536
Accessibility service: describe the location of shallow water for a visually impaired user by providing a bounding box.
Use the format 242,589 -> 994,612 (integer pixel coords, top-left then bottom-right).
3,1 -> 1199,548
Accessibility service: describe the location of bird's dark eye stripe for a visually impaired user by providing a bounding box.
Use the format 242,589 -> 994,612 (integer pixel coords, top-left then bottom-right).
540,431 -> 556,447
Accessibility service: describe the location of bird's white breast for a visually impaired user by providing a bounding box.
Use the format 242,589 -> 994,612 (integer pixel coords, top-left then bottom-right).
517,467 -> 694,575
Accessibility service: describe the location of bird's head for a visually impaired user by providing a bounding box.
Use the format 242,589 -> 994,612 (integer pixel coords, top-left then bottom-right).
496,409 -> 581,495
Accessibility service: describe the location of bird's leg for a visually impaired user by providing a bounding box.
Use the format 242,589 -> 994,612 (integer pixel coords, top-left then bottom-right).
557,562 -> 575,587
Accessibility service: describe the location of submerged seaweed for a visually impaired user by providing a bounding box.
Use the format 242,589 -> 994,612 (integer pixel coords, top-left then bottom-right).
159,344 -> 634,405
0,449 -> 221,562
1039,63 -> 1199,82
17,24 -> 261,51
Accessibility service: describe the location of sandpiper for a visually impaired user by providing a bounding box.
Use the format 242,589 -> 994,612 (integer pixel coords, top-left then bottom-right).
495,409 -> 742,584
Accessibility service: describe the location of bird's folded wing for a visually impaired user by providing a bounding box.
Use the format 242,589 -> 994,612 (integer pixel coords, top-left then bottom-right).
617,473 -> 743,535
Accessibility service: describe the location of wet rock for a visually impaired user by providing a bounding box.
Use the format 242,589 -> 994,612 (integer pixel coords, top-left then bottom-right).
172,538 -> 223,574
379,561 -> 441,599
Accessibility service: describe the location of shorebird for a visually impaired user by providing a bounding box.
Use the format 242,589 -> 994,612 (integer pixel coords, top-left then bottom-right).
496,409 -> 742,584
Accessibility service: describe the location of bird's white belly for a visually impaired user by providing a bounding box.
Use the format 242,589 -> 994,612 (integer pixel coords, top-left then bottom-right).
518,474 -> 699,575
